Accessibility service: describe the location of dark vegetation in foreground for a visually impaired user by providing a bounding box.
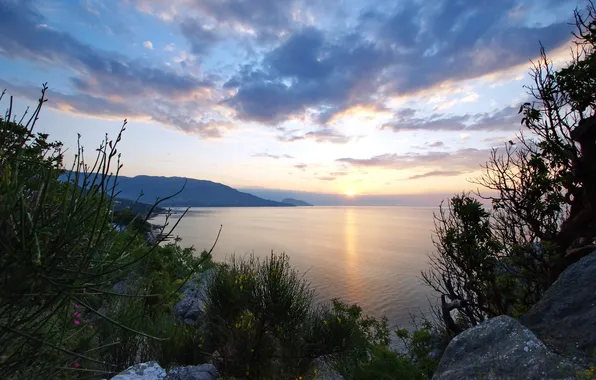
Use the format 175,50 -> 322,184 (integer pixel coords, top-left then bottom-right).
1,2 -> 596,379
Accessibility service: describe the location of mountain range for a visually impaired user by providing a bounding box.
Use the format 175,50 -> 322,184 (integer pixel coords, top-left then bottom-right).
109,175 -> 294,207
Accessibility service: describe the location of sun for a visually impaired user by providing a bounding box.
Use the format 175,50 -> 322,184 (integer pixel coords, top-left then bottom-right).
344,189 -> 357,197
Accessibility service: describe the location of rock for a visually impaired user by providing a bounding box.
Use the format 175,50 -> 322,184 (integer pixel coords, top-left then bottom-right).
174,269 -> 215,325
112,361 -> 166,380
433,316 -> 579,380
521,252 -> 596,365
166,364 -> 217,380
312,358 -> 344,380
111,363 -> 217,380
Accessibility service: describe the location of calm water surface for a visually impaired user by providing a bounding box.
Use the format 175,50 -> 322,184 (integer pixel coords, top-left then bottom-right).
154,206 -> 438,328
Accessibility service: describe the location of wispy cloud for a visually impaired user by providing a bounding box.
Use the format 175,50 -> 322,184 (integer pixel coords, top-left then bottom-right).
278,127 -> 353,144
143,40 -> 153,49
382,106 -> 521,133
407,170 -> 467,180
338,148 -> 492,172
252,153 -> 295,159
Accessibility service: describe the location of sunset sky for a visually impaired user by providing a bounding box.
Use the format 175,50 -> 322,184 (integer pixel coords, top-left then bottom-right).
0,0 -> 582,200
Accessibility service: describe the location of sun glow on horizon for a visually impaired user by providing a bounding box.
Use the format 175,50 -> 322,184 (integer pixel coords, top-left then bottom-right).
344,189 -> 357,197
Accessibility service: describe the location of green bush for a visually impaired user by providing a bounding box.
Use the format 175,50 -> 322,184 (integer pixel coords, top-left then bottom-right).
0,86 -> 210,378
201,253 -> 405,379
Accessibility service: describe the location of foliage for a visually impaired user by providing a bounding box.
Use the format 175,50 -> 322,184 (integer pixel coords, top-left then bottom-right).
351,345 -> 422,380
423,194 -> 513,329
201,252 -> 402,379
112,209 -> 152,233
395,321 -> 441,379
0,84 -> 412,380
425,1 -> 596,334
0,85 -> 208,378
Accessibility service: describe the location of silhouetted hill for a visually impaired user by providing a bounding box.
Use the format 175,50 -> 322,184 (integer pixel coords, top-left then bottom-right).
111,175 -> 292,207
282,198 -> 313,206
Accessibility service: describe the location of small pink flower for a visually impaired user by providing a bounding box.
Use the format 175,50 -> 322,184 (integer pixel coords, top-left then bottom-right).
73,362 -> 80,368
74,304 -> 80,309
73,319 -> 80,325
73,312 -> 81,319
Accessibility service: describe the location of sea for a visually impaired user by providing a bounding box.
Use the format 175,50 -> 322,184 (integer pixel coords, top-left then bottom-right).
153,206 -> 439,329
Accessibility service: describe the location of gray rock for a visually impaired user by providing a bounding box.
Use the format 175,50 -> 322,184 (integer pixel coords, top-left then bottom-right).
111,361 -> 166,380
174,269 -> 215,325
312,358 -> 344,380
521,252 -> 596,364
433,316 -> 579,380
166,364 -> 217,380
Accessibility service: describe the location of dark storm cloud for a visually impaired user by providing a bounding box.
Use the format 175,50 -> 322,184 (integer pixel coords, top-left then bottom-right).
222,0 -> 572,125
382,106 -> 520,132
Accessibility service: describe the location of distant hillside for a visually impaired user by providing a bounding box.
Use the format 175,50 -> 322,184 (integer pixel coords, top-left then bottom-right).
109,175 -> 292,207
282,198 -> 313,206
112,198 -> 166,216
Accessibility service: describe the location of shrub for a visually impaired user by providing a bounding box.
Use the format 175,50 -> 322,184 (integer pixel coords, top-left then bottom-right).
0,86 -> 207,378
425,2 -> 596,335
202,252 -> 401,379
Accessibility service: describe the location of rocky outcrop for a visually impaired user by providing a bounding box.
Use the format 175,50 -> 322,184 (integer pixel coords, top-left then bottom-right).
166,364 -> 217,380
433,316 -> 579,380
174,269 -> 215,325
521,252 -> 596,366
112,362 -> 166,380
111,362 -> 217,380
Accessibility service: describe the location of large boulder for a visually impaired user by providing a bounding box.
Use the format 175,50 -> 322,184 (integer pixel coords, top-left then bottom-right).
433,316 -> 579,380
521,252 -> 596,365
174,269 -> 215,325
112,362 -> 166,380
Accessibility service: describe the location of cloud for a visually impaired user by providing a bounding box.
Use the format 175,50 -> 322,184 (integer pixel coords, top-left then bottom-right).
428,141 -> 445,148
0,2 -> 206,99
316,176 -> 337,181
252,153 -> 295,159
180,19 -> 220,55
224,27 -> 393,125
0,0 -> 577,141
337,148 -> 493,172
221,0 -> 572,126
382,105 -> 521,133
143,40 -> 153,49
329,171 -> 348,176
407,170 -> 467,180
277,127 -> 353,144
164,43 -> 176,51
294,164 -> 308,170
0,1 -> 233,137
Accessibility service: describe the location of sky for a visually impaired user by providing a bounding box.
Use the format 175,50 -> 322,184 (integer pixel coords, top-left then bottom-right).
0,0 -> 584,203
